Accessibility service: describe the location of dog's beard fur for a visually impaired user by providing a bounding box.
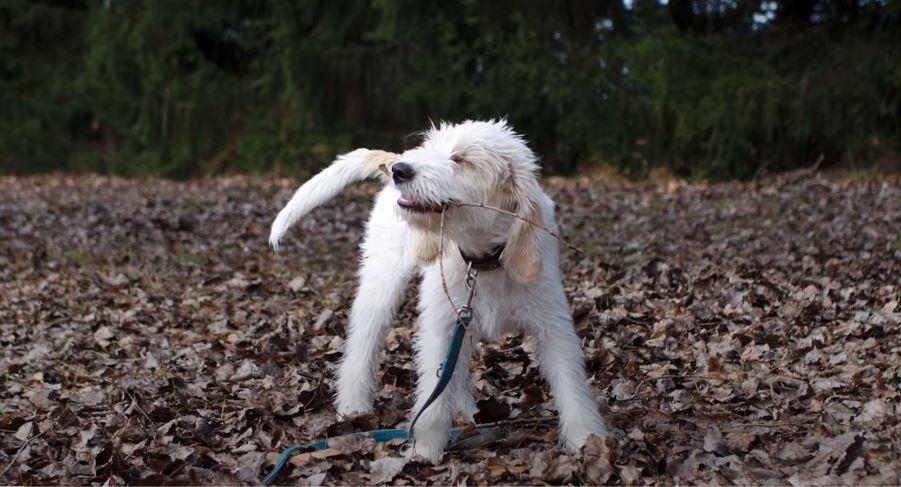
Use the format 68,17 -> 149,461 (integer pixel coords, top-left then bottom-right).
396,207 -> 445,231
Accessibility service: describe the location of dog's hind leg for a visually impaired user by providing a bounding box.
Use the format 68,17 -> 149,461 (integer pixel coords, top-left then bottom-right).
334,191 -> 415,416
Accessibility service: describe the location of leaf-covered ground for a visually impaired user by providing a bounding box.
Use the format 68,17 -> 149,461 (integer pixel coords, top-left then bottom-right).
1,173 -> 899,485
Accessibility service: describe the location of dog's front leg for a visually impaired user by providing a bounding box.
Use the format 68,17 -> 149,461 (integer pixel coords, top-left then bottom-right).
408,271 -> 473,463
335,200 -> 415,416
522,290 -> 609,451
335,261 -> 412,415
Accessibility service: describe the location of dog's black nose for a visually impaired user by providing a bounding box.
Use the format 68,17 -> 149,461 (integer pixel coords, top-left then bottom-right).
392,162 -> 416,184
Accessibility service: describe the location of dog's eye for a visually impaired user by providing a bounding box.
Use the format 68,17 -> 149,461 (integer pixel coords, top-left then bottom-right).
450,154 -> 464,164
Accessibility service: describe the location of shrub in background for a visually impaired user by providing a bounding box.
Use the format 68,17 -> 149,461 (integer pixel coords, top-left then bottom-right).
1,0 -> 899,179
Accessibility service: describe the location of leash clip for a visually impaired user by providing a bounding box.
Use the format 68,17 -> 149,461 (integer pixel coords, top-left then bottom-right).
457,262 -> 478,326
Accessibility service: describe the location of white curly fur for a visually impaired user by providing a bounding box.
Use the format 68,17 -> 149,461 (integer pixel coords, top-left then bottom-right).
270,120 -> 608,462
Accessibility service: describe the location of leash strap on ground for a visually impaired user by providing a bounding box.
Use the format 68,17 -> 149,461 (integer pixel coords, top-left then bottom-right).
260,424 -> 497,485
261,429 -> 409,485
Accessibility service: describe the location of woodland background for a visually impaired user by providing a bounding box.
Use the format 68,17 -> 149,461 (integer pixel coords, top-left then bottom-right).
2,0 -> 901,179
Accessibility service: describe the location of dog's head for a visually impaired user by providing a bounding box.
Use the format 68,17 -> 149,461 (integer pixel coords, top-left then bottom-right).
390,120 -> 544,283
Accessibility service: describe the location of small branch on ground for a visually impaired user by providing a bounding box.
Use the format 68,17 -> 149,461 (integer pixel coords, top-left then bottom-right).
0,416 -> 60,481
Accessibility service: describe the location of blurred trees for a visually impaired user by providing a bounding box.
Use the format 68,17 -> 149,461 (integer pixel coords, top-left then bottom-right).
1,0 -> 899,178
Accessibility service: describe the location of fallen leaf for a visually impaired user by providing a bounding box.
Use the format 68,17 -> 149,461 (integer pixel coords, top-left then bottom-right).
529,449 -> 578,483
582,435 -> 615,484
853,399 -> 888,426
369,456 -> 408,484
15,421 -> 34,441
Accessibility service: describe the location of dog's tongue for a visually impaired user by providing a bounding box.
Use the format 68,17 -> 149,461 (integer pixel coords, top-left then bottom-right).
398,195 -> 415,206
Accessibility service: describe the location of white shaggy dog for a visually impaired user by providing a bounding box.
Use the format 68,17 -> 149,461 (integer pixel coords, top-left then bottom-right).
269,120 -> 608,462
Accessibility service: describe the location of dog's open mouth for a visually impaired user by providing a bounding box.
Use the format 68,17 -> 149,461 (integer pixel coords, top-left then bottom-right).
397,195 -> 450,213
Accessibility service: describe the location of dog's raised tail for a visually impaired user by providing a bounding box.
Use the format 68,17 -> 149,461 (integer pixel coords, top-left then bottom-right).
269,149 -> 396,250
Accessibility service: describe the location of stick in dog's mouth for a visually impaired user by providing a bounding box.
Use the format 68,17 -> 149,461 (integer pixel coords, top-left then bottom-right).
397,195 -> 451,213
449,201 -> 585,256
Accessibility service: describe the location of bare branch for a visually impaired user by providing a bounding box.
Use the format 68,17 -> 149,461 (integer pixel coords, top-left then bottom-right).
450,202 -> 584,256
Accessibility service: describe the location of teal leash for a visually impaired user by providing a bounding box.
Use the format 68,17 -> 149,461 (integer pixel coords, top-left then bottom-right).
261,266 -> 480,485
260,429 -> 408,485
408,264 -> 477,435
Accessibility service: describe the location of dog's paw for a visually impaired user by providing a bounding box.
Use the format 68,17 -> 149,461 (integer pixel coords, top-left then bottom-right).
405,440 -> 445,464
560,421 -> 609,452
334,398 -> 374,418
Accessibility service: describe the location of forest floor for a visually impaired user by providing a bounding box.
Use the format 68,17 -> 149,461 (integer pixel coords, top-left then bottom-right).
1,172 -> 899,485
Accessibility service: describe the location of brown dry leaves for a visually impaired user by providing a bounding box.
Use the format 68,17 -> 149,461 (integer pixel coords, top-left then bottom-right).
1,172 -> 899,485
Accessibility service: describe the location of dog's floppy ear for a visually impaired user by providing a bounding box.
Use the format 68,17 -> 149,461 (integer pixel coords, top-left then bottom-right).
503,175 -> 543,284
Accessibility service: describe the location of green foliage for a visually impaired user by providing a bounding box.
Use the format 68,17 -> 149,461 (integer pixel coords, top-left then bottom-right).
0,1 -> 86,173
1,0 -> 899,178
619,29 -> 901,178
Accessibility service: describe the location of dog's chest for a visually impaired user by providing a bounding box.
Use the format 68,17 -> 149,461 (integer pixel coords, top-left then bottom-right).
469,274 -> 518,341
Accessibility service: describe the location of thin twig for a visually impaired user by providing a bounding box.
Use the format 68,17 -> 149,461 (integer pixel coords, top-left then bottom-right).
513,417 -> 550,449
450,202 -> 584,256
473,415 -> 555,429
123,388 -> 153,423
0,416 -> 60,481
724,422 -> 798,429
776,153 -> 825,188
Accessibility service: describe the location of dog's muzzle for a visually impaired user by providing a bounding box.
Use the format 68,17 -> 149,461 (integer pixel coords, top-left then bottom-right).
392,162 -> 449,212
